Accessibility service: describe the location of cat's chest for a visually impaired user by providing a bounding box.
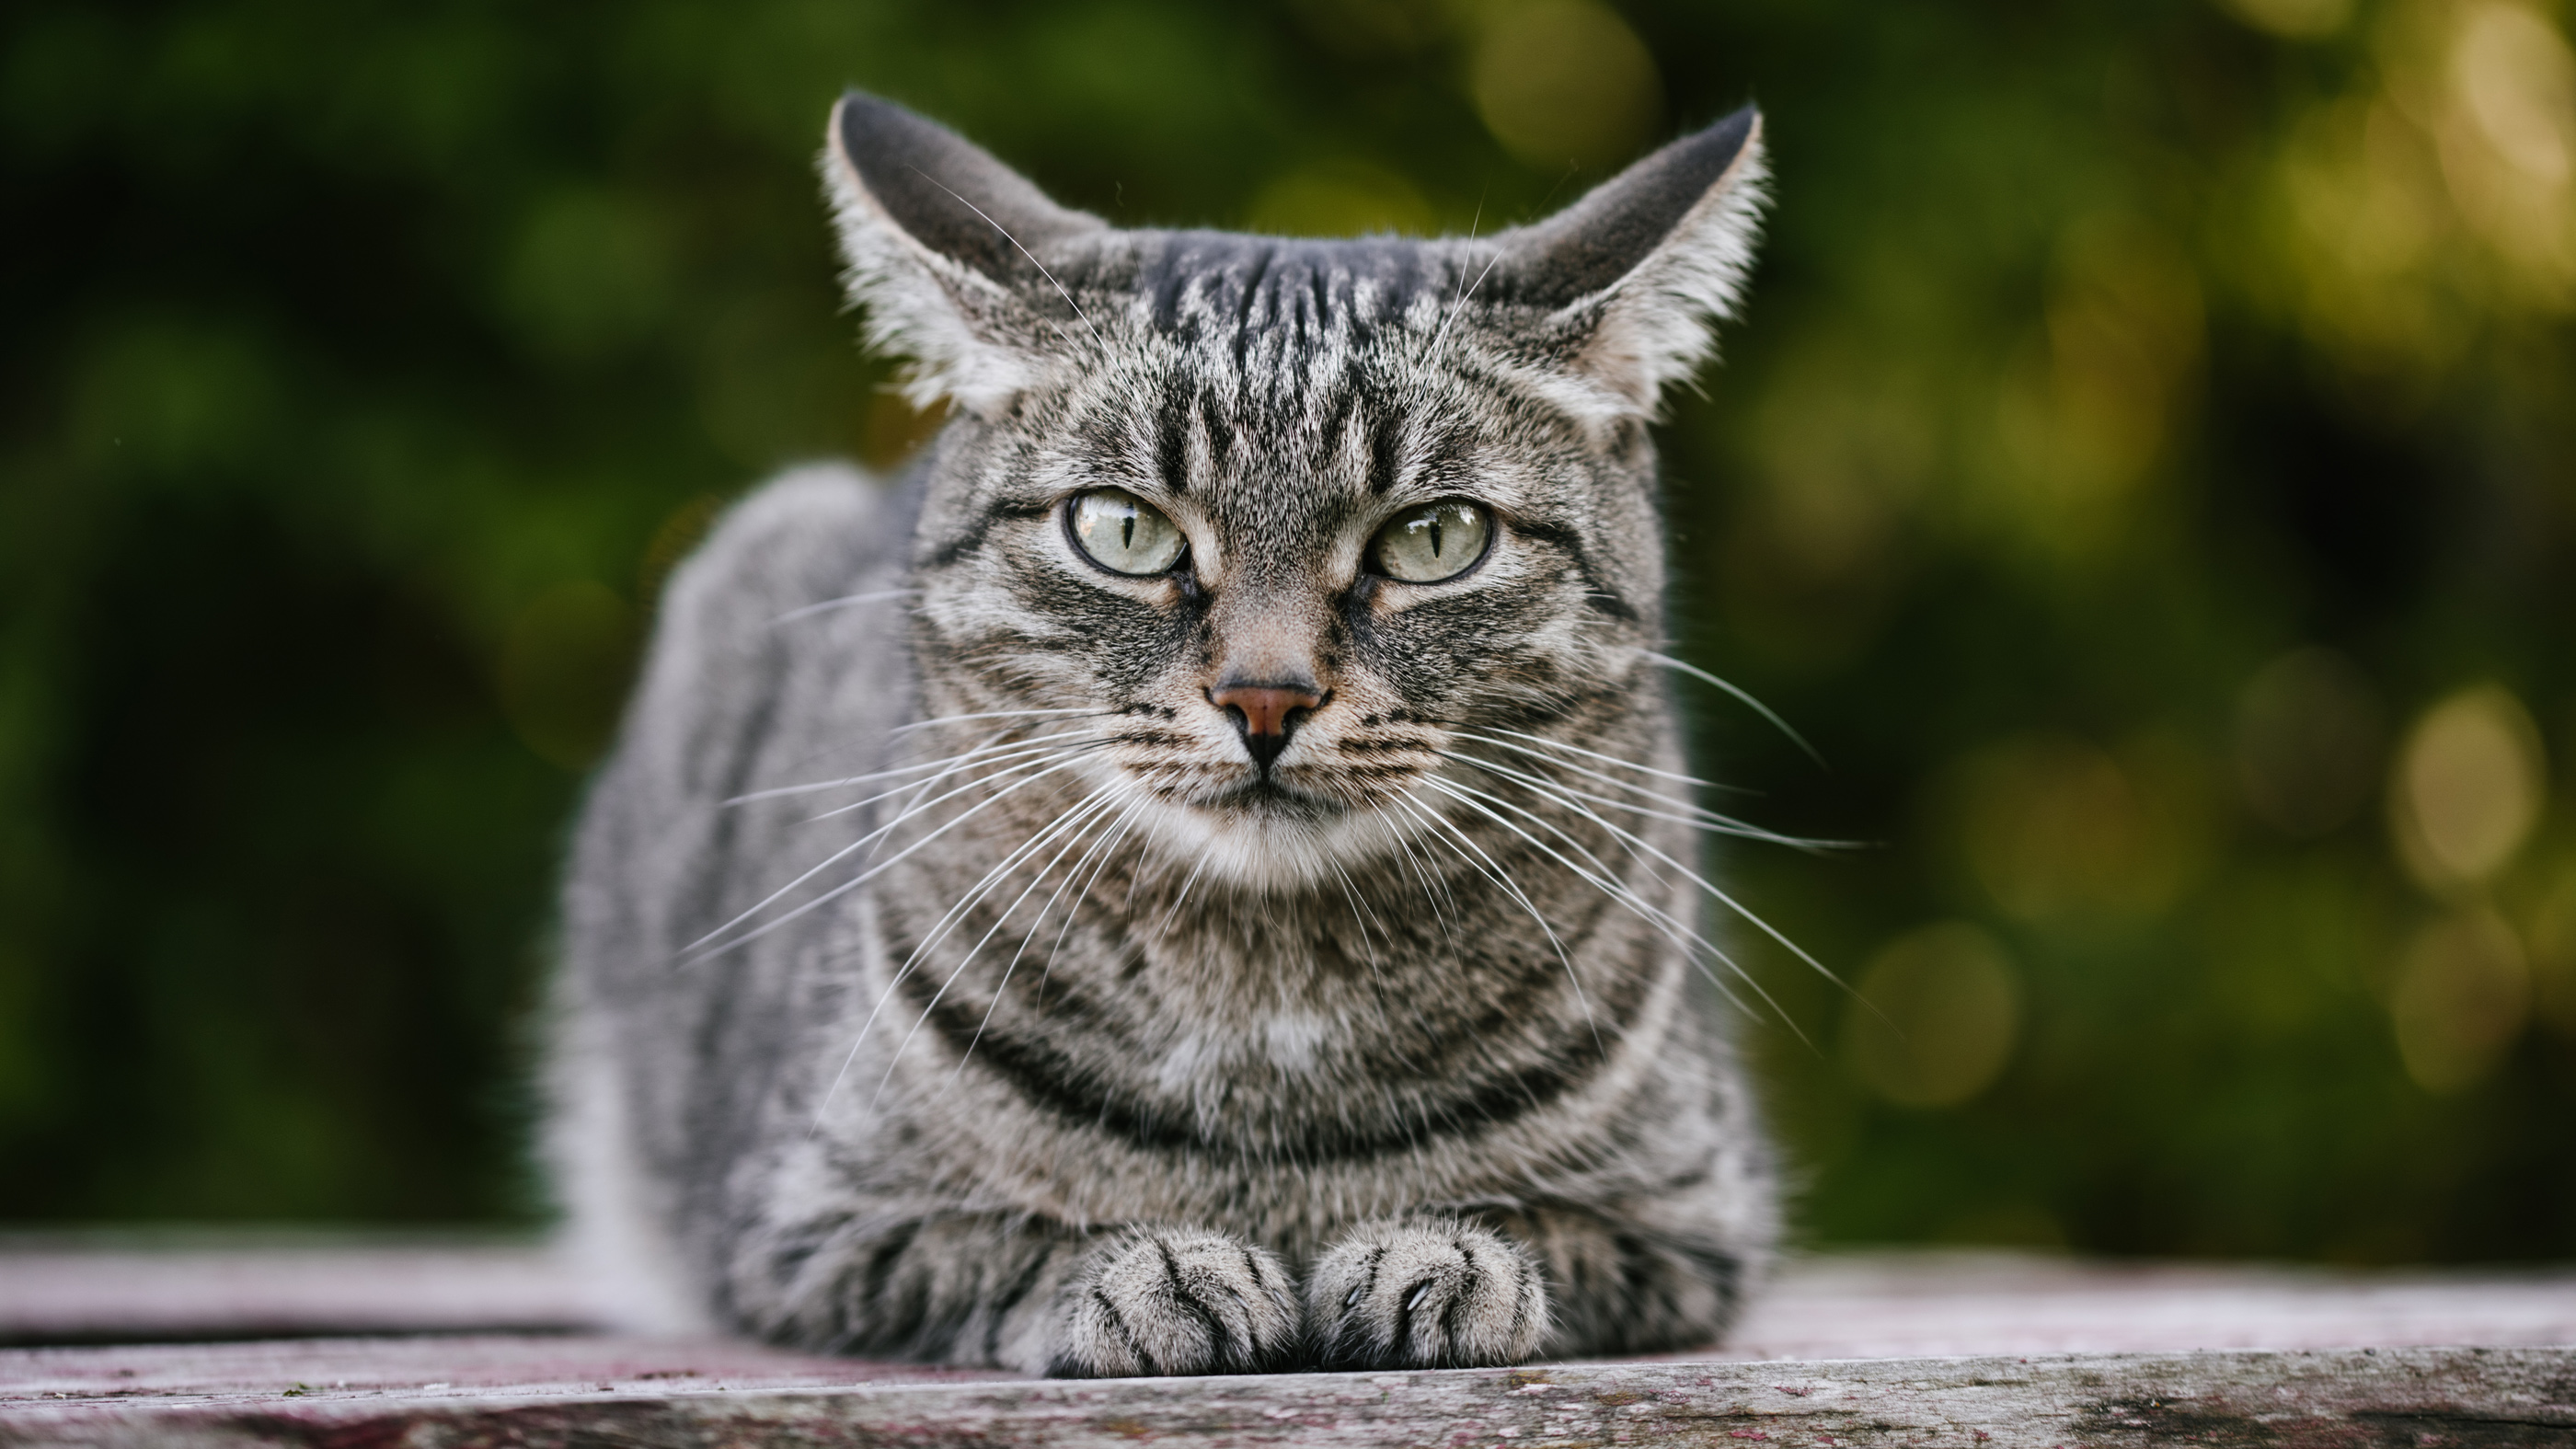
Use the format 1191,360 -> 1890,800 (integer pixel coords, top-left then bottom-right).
1138,1006 -> 1340,1090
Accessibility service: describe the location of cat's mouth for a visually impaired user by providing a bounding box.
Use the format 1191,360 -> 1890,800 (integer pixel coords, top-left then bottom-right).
1098,703 -> 1443,857
1121,763 -> 1430,889
1190,770 -> 1354,821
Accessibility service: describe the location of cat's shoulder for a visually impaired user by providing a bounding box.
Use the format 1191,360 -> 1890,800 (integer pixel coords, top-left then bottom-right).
613,460 -> 922,797
662,461 -> 917,633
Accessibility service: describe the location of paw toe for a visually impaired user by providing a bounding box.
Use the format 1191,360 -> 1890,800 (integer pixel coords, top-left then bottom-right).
1307,1221 -> 1547,1369
1047,1229 -> 1300,1377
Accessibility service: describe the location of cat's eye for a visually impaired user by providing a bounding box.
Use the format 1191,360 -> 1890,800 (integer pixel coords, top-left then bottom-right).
1368,500 -> 1492,583
1066,489 -> 1187,576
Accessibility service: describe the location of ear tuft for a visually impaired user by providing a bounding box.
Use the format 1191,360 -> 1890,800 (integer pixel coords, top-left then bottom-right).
1496,107 -> 1768,417
821,92 -> 1105,417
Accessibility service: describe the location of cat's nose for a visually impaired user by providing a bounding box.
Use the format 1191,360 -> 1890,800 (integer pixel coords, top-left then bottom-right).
1208,681 -> 1327,774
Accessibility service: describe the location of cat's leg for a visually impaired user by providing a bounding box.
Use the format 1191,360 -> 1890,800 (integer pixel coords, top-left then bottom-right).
1304,1219 -> 1549,1370
744,1213 -> 1299,1376
1481,1205 -> 1752,1357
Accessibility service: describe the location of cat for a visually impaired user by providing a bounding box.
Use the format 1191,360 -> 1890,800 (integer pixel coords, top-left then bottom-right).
549,89 -> 1779,1378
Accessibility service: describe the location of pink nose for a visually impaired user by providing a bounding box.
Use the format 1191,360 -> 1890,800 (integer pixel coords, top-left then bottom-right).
1208,684 -> 1327,773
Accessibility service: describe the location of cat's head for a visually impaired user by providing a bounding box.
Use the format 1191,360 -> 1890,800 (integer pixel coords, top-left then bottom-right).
822,93 -> 1765,889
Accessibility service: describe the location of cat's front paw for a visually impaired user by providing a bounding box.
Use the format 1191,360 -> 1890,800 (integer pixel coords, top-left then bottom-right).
1307,1219 -> 1548,1369
1046,1227 -> 1301,1377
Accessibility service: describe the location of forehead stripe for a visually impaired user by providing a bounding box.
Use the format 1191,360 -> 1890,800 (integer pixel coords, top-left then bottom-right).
1156,387 -> 1192,495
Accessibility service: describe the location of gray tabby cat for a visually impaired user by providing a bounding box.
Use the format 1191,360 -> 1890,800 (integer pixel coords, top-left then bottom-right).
552,91 -> 1778,1377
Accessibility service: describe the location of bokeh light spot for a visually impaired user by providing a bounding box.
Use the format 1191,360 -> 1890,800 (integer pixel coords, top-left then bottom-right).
1993,217 -> 2204,545
1956,734 -> 2209,921
1469,0 -> 1662,171
2427,0 -> 2576,295
2390,909 -> 2531,1092
2234,647 -> 2387,837
2453,3 -> 2575,184
2389,684 -> 2547,889
1842,922 -> 2023,1109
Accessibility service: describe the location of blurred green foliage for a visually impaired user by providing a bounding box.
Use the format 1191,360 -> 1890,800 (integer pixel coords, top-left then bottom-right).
3,0 -> 2570,1259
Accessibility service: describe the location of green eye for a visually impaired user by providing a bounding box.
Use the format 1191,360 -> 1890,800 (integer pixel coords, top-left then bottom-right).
1066,489 -> 1187,576
1369,500 -> 1492,583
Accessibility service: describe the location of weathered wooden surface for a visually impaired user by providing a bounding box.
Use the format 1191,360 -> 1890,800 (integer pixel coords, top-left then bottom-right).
1719,1252 -> 2576,1362
0,1234 -> 592,1344
3,1241 -> 2570,1445
2,1346 -> 2569,1447
9,1237 -> 2573,1358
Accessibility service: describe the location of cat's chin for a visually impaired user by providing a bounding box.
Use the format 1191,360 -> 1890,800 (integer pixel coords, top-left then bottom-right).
1133,786 -> 1421,892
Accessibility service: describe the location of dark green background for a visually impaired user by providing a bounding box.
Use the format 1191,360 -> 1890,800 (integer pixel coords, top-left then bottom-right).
6,0 -> 2571,1259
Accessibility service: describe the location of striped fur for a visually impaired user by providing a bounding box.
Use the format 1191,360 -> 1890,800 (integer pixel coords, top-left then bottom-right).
552,92 -> 1778,1374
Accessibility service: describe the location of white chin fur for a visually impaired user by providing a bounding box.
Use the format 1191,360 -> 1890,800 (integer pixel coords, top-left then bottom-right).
1124,787 -> 1430,892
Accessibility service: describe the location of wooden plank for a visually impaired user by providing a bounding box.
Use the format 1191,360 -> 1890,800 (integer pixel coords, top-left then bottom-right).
5,1242 -> 2570,1445
3,1345 -> 2569,1447
1722,1252 -> 2576,1361
8,1236 -> 2573,1358
0,1233 -> 593,1344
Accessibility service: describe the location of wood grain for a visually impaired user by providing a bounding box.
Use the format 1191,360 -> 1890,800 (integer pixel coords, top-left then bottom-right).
5,1244 -> 2570,1446
4,1346 -> 2570,1447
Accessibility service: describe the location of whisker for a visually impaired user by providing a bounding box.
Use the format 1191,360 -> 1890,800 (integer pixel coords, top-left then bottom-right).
1464,753 -> 1776,839
860,786 -> 1127,1115
770,588 -> 918,626
681,746 -> 1103,963
1386,790 -> 1601,1057
707,742 -> 1087,943
860,713 -> 1117,850
727,726 -> 1095,805
1037,796 -> 1146,1001
801,734 -> 1101,823
903,166 -> 1106,350
889,784 -> 1123,989
807,777 -> 1118,1129
1378,810 -> 1469,1057
1325,855 -> 1435,1075
1450,753 -> 1850,992
1328,857 -> 1389,972
1448,740 -> 1850,850
1429,776 -> 1670,931
1431,772 -> 1819,1037
1148,853 -> 1212,942
867,727 -> 1048,845
890,706 -> 1107,736
1452,730 -> 1849,852
1385,804 -> 1463,942
1422,776 -> 1803,1040
1468,727 -> 1738,794
944,788 -> 1144,1092
1638,649 -> 1825,769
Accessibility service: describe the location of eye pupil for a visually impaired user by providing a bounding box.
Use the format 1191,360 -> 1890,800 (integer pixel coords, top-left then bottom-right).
1371,500 -> 1489,583
1066,489 -> 1185,576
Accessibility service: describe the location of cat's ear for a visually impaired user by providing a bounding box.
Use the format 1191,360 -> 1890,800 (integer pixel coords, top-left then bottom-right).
822,92 -> 1107,418
1494,107 -> 1767,419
